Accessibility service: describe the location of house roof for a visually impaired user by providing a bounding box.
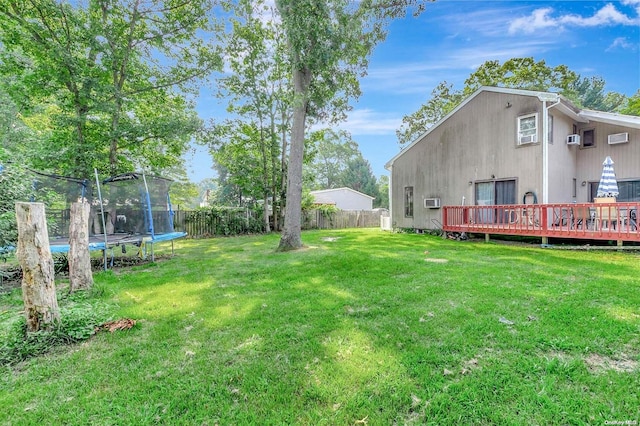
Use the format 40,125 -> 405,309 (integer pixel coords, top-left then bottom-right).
385,86 -> 640,169
579,109 -> 640,129
310,187 -> 376,200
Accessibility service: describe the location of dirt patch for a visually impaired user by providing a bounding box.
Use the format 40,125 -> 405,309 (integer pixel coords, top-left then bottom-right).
584,353 -> 638,373
424,258 -> 448,263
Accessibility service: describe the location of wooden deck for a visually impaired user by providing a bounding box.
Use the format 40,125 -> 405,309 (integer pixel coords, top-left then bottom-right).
443,202 -> 640,243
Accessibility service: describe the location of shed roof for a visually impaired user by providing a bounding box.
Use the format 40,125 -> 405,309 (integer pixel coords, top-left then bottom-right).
310,187 -> 376,200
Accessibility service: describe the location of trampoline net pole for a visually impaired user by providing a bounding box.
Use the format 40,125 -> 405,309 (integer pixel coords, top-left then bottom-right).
94,168 -> 108,271
142,172 -> 154,239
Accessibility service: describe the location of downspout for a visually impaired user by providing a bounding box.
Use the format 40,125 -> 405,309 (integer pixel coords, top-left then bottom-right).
538,93 -> 561,204
539,94 -> 560,246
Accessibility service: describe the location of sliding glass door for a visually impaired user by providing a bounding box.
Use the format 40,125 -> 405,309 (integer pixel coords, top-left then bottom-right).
475,179 -> 517,223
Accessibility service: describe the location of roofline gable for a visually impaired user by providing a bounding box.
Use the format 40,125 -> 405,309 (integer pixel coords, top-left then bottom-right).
385,86 -> 581,170
310,187 -> 376,200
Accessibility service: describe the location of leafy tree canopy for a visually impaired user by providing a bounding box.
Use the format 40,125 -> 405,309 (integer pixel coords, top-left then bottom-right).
0,0 -> 221,179
620,90 -> 640,116
304,128 -> 380,201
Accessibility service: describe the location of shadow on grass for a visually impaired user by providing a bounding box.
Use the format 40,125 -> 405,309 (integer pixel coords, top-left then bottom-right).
4,229 -> 639,424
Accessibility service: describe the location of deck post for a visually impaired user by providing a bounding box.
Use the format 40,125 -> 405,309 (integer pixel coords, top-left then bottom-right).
485,233 -> 490,242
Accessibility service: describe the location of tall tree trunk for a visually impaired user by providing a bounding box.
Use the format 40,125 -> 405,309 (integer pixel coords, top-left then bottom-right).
258,122 -> 271,233
69,201 -> 94,292
14,202 -> 60,332
278,66 -> 310,251
279,108 -> 290,232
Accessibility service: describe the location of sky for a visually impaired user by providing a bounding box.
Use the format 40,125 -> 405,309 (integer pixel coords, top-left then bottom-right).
184,0 -> 640,183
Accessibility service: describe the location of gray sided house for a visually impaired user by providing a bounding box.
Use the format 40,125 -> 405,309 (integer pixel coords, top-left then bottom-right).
310,187 -> 375,211
386,86 -> 640,230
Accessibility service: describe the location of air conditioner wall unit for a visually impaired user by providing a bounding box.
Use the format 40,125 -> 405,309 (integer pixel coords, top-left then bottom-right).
608,132 -> 629,145
566,134 -> 580,145
424,198 -> 441,209
519,134 -> 537,144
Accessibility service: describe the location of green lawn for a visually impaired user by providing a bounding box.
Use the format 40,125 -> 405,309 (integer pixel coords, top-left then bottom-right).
1,229 -> 639,425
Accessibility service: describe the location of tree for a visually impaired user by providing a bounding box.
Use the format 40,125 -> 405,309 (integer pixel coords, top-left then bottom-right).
397,57 -> 627,145
211,0 -> 293,231
15,202 -> 60,332
341,155 -> 380,201
620,91 -> 640,116
376,175 -> 389,209
0,0 -> 221,179
565,76 -> 626,112
212,122 -> 271,208
0,90 -> 37,252
304,128 -> 379,201
275,0 -> 429,251
305,129 -> 360,189
463,58 -> 578,94
396,82 -> 463,145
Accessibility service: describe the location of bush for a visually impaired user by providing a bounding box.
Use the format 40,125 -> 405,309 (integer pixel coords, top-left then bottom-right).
185,207 -> 265,236
0,164 -> 34,255
0,289 -> 113,366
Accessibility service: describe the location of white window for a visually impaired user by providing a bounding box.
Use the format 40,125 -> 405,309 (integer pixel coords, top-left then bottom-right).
517,113 -> 538,145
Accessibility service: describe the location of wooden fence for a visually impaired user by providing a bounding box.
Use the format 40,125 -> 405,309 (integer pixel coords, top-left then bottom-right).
172,209 -> 384,237
302,210 -> 383,230
173,209 -> 264,237
42,208 -> 386,240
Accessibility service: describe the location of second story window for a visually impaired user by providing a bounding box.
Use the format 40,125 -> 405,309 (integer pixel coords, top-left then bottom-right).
517,113 -> 538,145
582,129 -> 595,148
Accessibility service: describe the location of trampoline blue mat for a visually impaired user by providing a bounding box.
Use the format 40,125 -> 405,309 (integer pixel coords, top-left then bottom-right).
49,231 -> 187,254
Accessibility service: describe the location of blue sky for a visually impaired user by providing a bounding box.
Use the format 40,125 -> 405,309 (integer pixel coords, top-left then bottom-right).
184,0 -> 640,183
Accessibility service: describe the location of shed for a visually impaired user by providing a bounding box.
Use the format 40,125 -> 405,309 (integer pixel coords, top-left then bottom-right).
310,187 -> 375,211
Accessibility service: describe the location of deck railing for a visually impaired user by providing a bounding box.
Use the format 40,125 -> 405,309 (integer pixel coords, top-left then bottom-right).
443,202 -> 640,242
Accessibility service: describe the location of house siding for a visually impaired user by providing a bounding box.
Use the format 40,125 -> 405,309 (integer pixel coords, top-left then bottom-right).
547,112 -> 578,203
390,91 -> 546,229
575,123 -> 640,199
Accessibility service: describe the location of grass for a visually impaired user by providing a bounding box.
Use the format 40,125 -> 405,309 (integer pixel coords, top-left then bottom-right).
1,229 -> 639,425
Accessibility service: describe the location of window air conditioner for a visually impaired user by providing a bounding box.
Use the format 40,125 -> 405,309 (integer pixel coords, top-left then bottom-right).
424,198 -> 441,209
566,134 -> 580,145
519,134 -> 537,144
607,132 -> 629,145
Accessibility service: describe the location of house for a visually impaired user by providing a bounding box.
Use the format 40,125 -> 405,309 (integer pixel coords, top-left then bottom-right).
385,86 -> 640,230
310,187 -> 375,211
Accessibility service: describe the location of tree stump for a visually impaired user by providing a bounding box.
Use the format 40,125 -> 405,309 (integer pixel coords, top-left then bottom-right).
69,201 -> 94,292
15,202 -> 60,332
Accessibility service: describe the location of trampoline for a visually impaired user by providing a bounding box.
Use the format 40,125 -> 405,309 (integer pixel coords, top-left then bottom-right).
29,170 -> 186,266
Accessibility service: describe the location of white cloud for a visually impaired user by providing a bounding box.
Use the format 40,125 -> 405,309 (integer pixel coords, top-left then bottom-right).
606,36 -> 638,51
622,0 -> 640,15
337,109 -> 403,136
509,4 -> 639,34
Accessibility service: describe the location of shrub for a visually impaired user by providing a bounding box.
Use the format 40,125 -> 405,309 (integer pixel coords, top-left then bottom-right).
0,289 -> 113,366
